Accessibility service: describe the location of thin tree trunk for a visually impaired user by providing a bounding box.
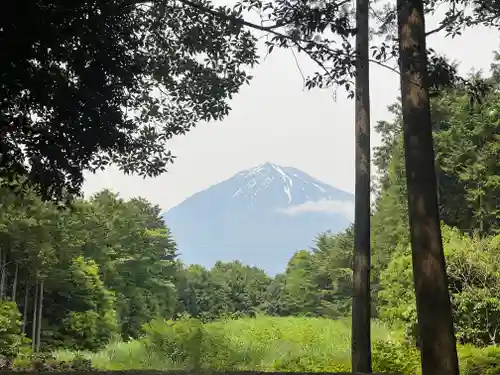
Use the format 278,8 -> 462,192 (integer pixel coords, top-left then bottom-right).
36,279 -> 44,353
0,249 -> 4,300
12,263 -> 18,302
396,0 -> 459,373
0,251 -> 6,300
351,0 -> 372,371
31,280 -> 38,352
434,121 -> 442,206
479,191 -> 484,235
22,283 -> 29,334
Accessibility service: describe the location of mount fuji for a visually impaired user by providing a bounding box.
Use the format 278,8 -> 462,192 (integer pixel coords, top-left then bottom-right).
162,162 -> 354,275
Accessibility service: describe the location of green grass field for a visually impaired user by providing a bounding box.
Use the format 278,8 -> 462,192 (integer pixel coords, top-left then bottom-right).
54,316 -> 398,371
52,315 -> 500,375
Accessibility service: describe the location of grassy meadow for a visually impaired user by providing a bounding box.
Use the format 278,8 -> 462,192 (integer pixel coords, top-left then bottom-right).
54,316 -> 401,372
52,315 -> 500,375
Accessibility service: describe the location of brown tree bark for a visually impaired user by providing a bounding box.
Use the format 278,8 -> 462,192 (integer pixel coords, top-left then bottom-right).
36,279 -> 44,353
31,280 -> 38,352
351,0 -> 372,369
12,263 -> 18,302
0,251 -> 6,300
396,0 -> 459,374
22,283 -> 29,334
0,249 -> 4,300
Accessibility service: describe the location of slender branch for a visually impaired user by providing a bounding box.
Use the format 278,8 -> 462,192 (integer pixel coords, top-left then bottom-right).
134,0 -> 459,92
133,0 -> 294,34
369,58 -> 429,90
177,0 -> 296,32
170,0 -> 407,85
369,58 -> 400,75
290,48 -> 307,87
425,11 -> 460,37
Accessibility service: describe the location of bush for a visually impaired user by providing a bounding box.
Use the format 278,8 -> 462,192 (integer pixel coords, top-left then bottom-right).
54,339 -> 170,370
0,301 -> 28,357
199,324 -> 242,369
459,345 -> 500,375
372,340 -> 420,375
369,340 -> 500,375
12,352 -> 94,371
65,309 -> 118,351
141,317 -> 239,370
141,317 -> 203,369
379,227 -> 500,347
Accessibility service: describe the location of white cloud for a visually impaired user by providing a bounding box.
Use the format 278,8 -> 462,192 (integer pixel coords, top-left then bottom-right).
278,199 -> 354,221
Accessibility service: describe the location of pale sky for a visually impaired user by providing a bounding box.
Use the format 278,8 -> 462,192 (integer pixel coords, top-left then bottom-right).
83,8 -> 497,212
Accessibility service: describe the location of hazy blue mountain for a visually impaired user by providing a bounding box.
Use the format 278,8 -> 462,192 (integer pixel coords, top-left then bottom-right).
162,162 -> 354,275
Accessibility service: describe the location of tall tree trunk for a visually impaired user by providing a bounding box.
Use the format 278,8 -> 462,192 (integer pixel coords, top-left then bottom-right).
434,121 -> 442,207
479,190 -> 484,235
397,0 -> 459,374
22,283 -> 29,334
351,0 -> 372,369
0,251 -> 6,300
31,280 -> 38,352
36,279 -> 44,353
0,249 -> 4,300
12,263 -> 18,302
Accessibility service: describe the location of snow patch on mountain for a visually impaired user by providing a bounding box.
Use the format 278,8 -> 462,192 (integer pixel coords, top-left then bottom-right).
312,182 -> 325,192
232,162 -> 341,205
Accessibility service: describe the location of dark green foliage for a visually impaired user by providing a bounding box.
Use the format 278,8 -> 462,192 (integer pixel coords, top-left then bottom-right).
434,89 -> 500,235
176,261 -> 272,322
271,231 -> 354,318
0,186 -> 179,353
168,228 -> 357,323
44,256 -> 118,351
0,0 -> 257,200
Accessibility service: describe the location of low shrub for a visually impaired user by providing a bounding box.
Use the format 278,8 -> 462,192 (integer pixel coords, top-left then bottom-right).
0,301 -> 28,357
141,317 -> 203,368
459,345 -> 500,375
141,317 -> 240,370
11,352 -> 94,371
372,339 -> 420,375
270,354 -> 351,372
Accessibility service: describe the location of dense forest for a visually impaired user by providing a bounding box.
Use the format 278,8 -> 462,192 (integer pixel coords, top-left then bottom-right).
0,53 -> 498,374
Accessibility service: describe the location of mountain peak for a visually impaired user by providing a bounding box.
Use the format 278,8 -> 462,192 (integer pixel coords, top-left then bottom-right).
163,164 -> 354,274
240,161 -> 285,175
235,162 -> 294,203
232,162 -> 351,207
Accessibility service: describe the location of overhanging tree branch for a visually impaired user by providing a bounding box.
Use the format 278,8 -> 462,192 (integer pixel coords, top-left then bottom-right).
130,0 -> 481,96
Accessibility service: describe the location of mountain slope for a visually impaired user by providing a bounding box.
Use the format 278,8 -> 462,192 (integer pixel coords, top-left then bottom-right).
162,162 -> 354,275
